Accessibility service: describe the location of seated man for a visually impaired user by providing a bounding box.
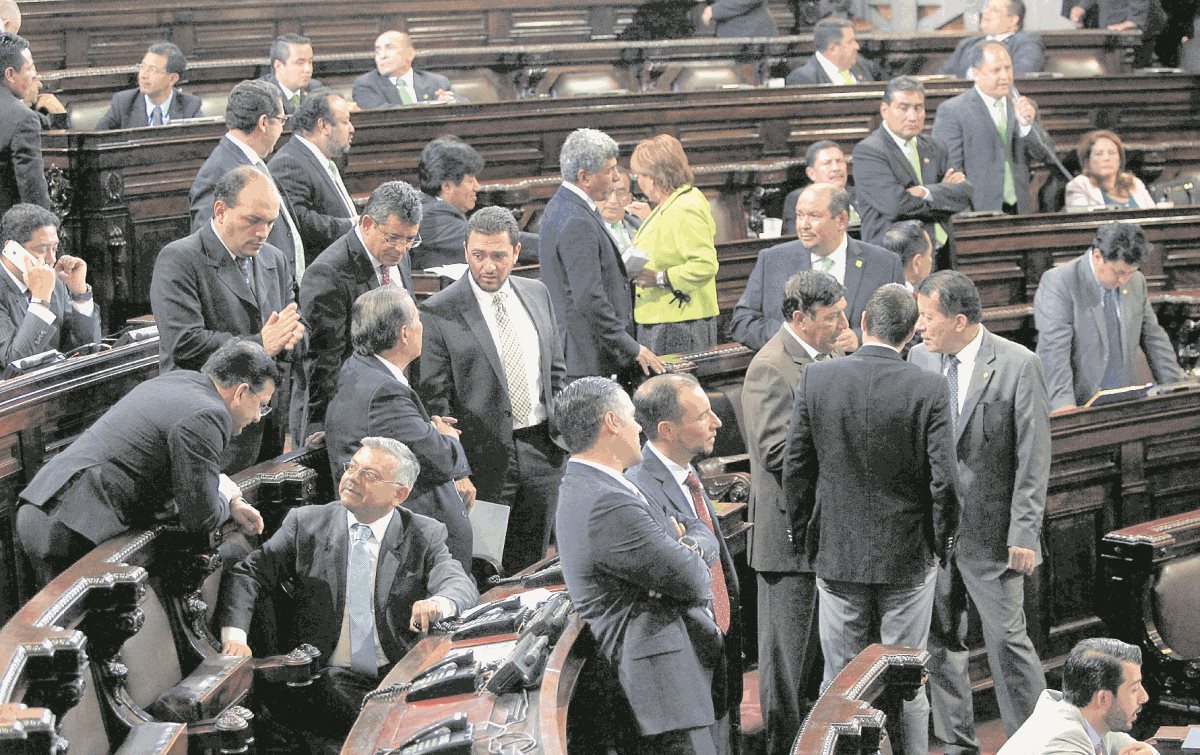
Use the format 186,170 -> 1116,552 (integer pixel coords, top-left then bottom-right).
1033,221 -> 1183,411
17,339 -> 269,585
353,30 -> 456,109
998,637 -> 1156,755
939,0 -> 1044,79
0,203 -> 100,364
260,34 -> 322,114
785,18 -> 879,85
218,436 -> 478,739
781,140 -> 859,236
94,42 -> 203,129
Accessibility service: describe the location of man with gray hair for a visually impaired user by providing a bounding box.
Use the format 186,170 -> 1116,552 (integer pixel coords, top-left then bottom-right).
94,42 -> 203,129
325,285 -> 474,569
217,434 -> 478,738
418,206 -> 566,574
298,180 -> 422,439
554,376 -> 723,752
540,127 -> 664,386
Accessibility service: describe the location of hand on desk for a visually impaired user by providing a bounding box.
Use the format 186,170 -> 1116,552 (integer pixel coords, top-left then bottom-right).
222,640 -> 252,657
410,599 -> 446,633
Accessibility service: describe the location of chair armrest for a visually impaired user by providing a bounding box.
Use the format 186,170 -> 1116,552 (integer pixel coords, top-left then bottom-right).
146,654 -> 253,722
253,644 -> 324,687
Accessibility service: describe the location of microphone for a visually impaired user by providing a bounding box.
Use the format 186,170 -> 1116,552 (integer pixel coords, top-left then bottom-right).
1010,84 -> 1073,181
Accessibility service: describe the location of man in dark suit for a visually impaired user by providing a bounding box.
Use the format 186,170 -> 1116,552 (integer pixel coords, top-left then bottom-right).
782,284 -> 959,754
909,271 -> 1050,752
94,42 -> 203,129
555,376 -> 724,753
940,0 -> 1045,79
853,76 -> 973,271
781,141 -> 859,236
352,30 -> 457,109
17,339 -> 271,586
217,437 -> 478,737
418,207 -> 566,574
324,286 -> 474,570
0,32 -> 49,215
1033,222 -> 1183,411
260,34 -> 322,114
784,18 -> 879,85
628,373 -> 741,755
153,166 -> 305,471
189,79 -> 305,281
742,270 -> 847,755
267,89 -> 356,258
0,203 -> 100,364
539,128 -> 664,385
932,41 -> 1057,216
413,135 -> 483,270
700,0 -> 777,37
1069,0 -> 1166,66
730,183 -> 903,351
298,181 -> 420,439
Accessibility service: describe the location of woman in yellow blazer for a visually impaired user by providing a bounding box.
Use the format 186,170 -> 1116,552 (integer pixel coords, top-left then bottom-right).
629,134 -> 719,355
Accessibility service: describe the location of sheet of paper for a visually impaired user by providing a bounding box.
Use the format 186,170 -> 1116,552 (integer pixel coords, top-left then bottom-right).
469,499 -> 510,565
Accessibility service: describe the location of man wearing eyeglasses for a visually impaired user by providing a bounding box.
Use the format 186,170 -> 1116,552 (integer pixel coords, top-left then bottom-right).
153,166 -> 306,472
94,42 -> 203,130
298,180 -> 421,443
17,339 -> 272,587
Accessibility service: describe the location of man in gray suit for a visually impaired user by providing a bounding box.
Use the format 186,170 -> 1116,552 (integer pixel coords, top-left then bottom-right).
939,0 -> 1045,79
94,42 -> 203,129
1033,222 -> 1183,411
742,270 -> 847,755
700,0 -> 777,37
931,41 -> 1056,215
730,183 -> 903,350
352,31 -> 456,109
0,31 -> 49,215
910,270 -> 1050,752
17,340 -> 271,586
784,18 -> 879,85
555,376 -> 723,754
218,437 -> 478,737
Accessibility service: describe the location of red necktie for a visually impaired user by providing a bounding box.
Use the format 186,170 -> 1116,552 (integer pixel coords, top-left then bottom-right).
684,472 -> 730,634
380,265 -> 391,286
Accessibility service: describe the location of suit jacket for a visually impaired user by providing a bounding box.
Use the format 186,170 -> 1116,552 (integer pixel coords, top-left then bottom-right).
413,193 -> 467,270
909,328 -> 1050,568
189,135 -> 302,273
0,86 -> 51,214
852,125 -> 974,263
996,689 -> 1140,755
631,185 -> 719,324
150,223 -> 296,372
709,0 -> 777,37
324,353 -> 473,568
417,275 -> 565,502
216,502 -> 478,662
931,88 -> 1058,214
297,229 -> 411,434
268,135 -> 355,258
351,69 -> 455,109
19,370 -> 232,545
555,460 -> 721,736
1064,174 -> 1155,209
93,87 -> 204,130
259,73 -> 326,114
1077,0 -> 1167,35
0,272 -> 101,364
1033,251 -> 1183,410
781,344 -> 959,583
728,236 -> 904,350
539,184 -> 641,380
784,55 -> 880,86
938,32 -> 1046,79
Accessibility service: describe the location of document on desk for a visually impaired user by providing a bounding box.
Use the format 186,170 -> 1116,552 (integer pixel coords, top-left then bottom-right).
1183,725 -> 1200,750
469,499 -> 509,565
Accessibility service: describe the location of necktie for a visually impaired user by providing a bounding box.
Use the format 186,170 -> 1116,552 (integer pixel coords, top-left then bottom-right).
905,139 -> 949,247
944,353 -> 960,431
149,105 -> 163,126
608,222 -> 631,253
683,472 -> 730,634
397,79 -> 415,105
993,99 -> 1018,206
1100,287 -> 1126,390
838,69 -> 854,85
815,255 -> 834,274
848,204 -> 861,226
379,264 -> 391,286
289,93 -> 301,110
493,291 -> 533,426
236,257 -> 253,293
1094,742 -> 1103,755
254,159 -> 306,280
347,524 -> 378,677
326,160 -> 357,217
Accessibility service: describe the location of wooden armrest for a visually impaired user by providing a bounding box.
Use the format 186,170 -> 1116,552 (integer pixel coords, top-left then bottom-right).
146,654 -> 252,723
254,644 -> 324,687
113,722 -> 187,755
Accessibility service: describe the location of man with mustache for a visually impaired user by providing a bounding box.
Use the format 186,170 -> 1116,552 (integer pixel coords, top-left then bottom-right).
218,436 -> 478,738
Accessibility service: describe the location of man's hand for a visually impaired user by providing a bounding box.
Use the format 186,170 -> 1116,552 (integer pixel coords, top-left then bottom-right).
906,186 -> 929,198
24,261 -> 56,302
833,328 -> 859,353
1107,20 -> 1138,31
1007,546 -> 1036,576
635,267 -> 658,288
1049,404 -> 1078,417
669,515 -> 686,539
1117,743 -> 1156,755
635,345 -> 666,375
36,92 -> 66,115
222,640 -> 252,657
303,430 -> 326,447
625,200 -> 651,220
1014,96 -> 1037,128
431,415 -> 461,438
433,89 -> 456,102
230,499 -> 265,535
1069,5 -> 1085,27
54,255 -> 88,295
454,476 -> 476,512
409,599 -> 445,632
700,5 -> 714,25
260,302 -> 304,357
942,168 -> 967,184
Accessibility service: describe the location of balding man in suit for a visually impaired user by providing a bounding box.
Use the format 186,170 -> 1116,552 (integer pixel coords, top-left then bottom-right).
352,31 -> 456,108
939,0 -> 1045,79
785,18 -> 879,85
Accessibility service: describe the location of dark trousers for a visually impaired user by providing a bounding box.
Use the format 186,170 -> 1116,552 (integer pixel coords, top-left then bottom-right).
494,423 -> 565,575
757,570 -> 822,755
16,504 -> 96,588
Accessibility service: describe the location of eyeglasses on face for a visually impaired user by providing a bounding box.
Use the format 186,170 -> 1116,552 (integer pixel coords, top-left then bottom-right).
341,461 -> 402,487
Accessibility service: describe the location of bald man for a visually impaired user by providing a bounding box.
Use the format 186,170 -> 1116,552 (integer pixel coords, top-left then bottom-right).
0,1 -> 19,34
352,31 -> 456,109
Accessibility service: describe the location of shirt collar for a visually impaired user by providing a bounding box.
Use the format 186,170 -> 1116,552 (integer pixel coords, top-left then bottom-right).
344,507 -> 395,544
145,90 -> 174,120
1082,716 -> 1103,751
988,31 -> 1014,42
563,180 -> 600,212
1086,251 -> 1117,297
974,86 -> 1005,109
953,325 -> 985,366
814,51 -> 843,81
882,122 -> 913,152
277,81 -> 299,100
467,272 -> 514,309
783,322 -> 824,360
374,354 -> 409,386
208,220 -> 241,262
389,69 -> 415,87
811,233 -> 849,267
295,134 -> 331,165
646,441 -> 692,486
225,133 -> 265,166
354,226 -> 391,271
570,458 -> 643,495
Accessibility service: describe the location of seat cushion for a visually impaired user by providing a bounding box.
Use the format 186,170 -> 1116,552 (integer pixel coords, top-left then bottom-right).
1154,554 -> 1200,659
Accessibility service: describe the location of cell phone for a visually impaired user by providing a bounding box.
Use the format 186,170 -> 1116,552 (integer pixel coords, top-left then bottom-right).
2,240 -> 39,275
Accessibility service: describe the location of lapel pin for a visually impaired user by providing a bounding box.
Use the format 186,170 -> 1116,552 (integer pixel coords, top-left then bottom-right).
1121,288 -> 1128,296
981,372 -> 989,380
855,259 -> 863,268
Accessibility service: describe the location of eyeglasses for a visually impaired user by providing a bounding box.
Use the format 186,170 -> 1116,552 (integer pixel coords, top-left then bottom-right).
342,462 -> 402,487
135,63 -> 168,75
248,386 -> 273,418
380,230 -> 422,249
268,113 -> 289,125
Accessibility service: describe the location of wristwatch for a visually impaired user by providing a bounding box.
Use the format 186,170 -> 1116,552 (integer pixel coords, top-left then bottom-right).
69,285 -> 93,302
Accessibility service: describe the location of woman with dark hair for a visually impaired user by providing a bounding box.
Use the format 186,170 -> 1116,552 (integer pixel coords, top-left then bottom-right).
1065,129 -> 1154,209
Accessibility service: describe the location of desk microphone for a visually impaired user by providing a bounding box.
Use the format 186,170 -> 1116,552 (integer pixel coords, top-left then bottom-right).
1010,84 -> 1073,181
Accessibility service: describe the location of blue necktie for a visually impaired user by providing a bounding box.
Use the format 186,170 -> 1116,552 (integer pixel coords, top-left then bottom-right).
944,353 -> 960,431
1100,288 -> 1126,390
150,105 -> 163,126
347,523 -> 377,677
236,257 -> 251,288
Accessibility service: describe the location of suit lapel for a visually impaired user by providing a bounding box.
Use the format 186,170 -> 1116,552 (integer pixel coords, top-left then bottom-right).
347,232 -> 381,292
642,446 -> 693,521
167,91 -> 185,121
511,278 -> 557,398
882,130 -> 920,184
327,509 -> 350,626
292,136 -> 341,199
561,187 -> 627,277
842,240 -> 867,310
957,329 -> 997,446
378,71 -> 402,106
202,226 -> 260,314
375,511 -> 406,611
1076,256 -> 1110,353
131,95 -> 150,127
454,278 -> 506,386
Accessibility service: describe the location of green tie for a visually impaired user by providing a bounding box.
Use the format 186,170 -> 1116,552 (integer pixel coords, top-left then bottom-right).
905,139 -> 948,246
397,79 -> 415,105
289,93 -> 300,110
815,256 -> 834,273
993,99 -> 1018,206
848,204 -> 861,226
838,69 -> 854,85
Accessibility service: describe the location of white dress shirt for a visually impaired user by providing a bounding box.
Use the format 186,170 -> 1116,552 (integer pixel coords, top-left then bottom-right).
294,134 -> 358,218
946,325 -> 984,416
144,90 -> 175,124
645,442 -> 703,518
815,50 -> 855,83
355,227 -> 402,288
974,86 -> 1033,138
468,275 -> 546,427
563,180 -> 600,212
810,233 -> 849,286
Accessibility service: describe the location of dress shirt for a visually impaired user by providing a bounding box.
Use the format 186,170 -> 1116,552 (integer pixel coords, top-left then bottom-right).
354,227 -> 401,287
562,181 -> 601,213
210,221 -> 259,296
2,259 -> 95,323
883,122 -> 933,200
294,134 -> 358,217
374,353 -> 410,386
645,442 -> 704,518
810,233 -> 849,285
782,322 -> 824,360
277,82 -> 300,103
571,458 -> 646,499
391,70 -> 417,102
1083,718 -> 1103,753
815,51 -> 855,83
945,325 -> 984,415
988,32 -> 1014,43
467,274 -> 546,427
974,86 -> 1032,138
606,220 -> 632,252
144,91 -> 175,124
329,508 -> 396,668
